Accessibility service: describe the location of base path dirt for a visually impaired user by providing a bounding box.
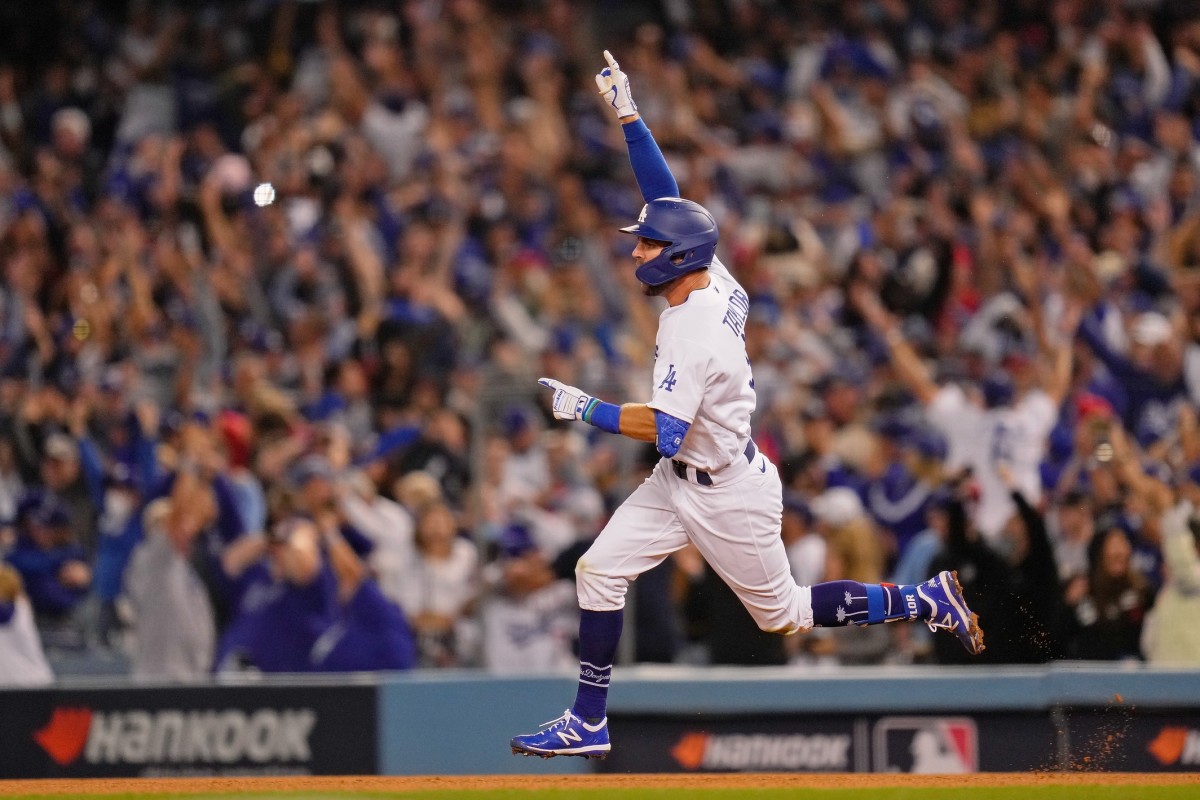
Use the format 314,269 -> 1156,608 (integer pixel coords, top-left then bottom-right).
1,773 -> 1199,795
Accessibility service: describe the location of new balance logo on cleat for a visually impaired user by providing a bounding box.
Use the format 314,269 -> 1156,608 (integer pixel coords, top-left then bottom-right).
916,571 -> 985,655
511,710 -> 611,759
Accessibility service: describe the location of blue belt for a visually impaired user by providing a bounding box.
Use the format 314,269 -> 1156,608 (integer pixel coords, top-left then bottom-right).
672,440 -> 757,487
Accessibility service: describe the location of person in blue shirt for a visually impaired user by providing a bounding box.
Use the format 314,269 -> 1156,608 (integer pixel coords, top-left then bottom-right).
308,508 -> 417,673
5,492 -> 90,625
1076,309 -> 1187,447
214,514 -> 339,674
216,506 -> 416,674
866,421 -> 948,563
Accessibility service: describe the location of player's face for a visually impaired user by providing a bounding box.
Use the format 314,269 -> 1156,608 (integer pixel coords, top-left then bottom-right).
633,236 -> 669,296
633,236 -> 667,264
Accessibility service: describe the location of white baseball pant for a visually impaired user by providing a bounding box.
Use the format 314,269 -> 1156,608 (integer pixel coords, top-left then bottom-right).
575,444 -> 814,634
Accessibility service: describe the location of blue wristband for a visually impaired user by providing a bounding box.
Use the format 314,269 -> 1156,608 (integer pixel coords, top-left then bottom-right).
865,584 -> 886,625
582,399 -> 622,434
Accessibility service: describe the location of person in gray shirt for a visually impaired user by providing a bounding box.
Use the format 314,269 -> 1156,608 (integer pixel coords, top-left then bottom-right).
122,492 -> 217,681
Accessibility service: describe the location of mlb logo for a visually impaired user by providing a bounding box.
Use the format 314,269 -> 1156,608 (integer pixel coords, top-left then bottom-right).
872,717 -> 978,773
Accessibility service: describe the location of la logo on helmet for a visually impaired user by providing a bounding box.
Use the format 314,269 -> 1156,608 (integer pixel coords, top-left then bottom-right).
638,205 -> 648,223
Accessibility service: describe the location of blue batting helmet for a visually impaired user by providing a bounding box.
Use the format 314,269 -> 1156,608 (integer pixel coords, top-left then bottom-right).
620,197 -> 718,287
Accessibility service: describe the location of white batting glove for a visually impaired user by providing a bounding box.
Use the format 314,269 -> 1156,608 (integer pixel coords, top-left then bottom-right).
594,49 -> 637,119
538,377 -> 594,422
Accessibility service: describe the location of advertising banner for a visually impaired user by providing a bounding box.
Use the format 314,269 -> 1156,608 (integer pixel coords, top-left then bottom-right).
0,684 -> 377,778
598,712 -> 1056,773
1065,709 -> 1200,772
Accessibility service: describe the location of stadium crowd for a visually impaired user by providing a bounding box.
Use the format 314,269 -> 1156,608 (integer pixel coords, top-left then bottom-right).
3,0 -> 1200,684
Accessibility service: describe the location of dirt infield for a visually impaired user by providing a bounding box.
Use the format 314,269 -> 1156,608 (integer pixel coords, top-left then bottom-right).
1,773 -> 1198,795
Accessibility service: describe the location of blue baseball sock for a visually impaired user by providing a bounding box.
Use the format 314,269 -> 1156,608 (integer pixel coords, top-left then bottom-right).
809,581 -> 922,627
572,609 -> 623,721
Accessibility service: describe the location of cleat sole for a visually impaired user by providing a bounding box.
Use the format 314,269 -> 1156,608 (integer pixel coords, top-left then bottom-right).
511,746 -> 609,760
948,571 -> 985,655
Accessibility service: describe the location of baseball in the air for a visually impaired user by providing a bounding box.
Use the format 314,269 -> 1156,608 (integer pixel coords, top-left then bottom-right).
253,182 -> 276,207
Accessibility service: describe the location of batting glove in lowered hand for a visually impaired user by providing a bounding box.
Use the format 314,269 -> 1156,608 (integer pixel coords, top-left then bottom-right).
539,377 -> 596,422
595,49 -> 637,119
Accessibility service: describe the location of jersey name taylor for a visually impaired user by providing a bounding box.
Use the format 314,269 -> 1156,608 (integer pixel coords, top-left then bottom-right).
648,256 -> 755,472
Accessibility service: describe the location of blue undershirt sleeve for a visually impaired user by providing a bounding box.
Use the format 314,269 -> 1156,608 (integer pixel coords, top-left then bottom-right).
623,118 -> 680,202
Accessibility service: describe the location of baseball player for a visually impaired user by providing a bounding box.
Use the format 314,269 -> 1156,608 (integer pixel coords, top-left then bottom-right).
510,51 -> 984,760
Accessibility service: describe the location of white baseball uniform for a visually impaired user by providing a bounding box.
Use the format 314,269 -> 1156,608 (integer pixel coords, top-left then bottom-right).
0,597 -> 53,686
927,384 -> 1057,541
575,255 -> 814,634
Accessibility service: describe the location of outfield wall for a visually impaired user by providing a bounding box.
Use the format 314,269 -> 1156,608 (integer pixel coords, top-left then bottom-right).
2,664 -> 1199,777
378,663 -> 1200,774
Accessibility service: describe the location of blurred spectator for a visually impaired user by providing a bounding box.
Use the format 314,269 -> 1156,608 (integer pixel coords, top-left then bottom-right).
96,417 -> 252,635
391,408 -> 472,509
932,469 -> 1063,665
1048,489 -> 1098,586
522,429 -> 605,561
308,508 -> 417,673
0,435 -> 23,525
480,522 -> 576,673
215,515 -> 336,674
892,490 -> 952,591
889,489 -> 953,663
1066,525 -> 1154,661
285,452 -> 375,561
0,562 -> 53,686
5,492 -> 91,637
811,487 -> 885,584
1059,420 -> 1174,591
1076,308 -> 1189,449
1143,500 -> 1200,665
498,406 -> 550,507
34,432 -> 101,558
393,470 -> 444,520
783,493 -> 824,588
217,410 -> 266,535
864,420 -> 948,563
851,284 -> 1077,545
0,1 -> 1199,674
393,500 -> 480,668
122,494 -> 216,682
336,468 -> 415,609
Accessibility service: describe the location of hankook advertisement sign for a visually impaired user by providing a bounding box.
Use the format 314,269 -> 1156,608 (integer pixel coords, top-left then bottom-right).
0,684 -> 376,778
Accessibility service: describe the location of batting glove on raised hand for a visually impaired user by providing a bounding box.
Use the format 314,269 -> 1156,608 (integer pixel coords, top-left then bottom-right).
595,49 -> 637,119
539,377 -> 595,422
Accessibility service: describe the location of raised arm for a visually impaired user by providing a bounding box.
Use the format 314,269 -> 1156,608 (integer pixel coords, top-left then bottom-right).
596,51 -> 680,202
1041,300 -> 1082,407
848,283 -> 940,406
1161,502 -> 1200,595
